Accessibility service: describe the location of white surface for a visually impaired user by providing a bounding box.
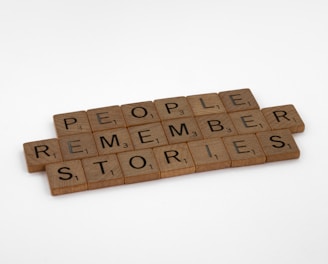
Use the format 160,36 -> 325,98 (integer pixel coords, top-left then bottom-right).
1,1 -> 327,263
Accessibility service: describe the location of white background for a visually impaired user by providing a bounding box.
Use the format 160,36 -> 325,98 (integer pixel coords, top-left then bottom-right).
1,1 -> 327,263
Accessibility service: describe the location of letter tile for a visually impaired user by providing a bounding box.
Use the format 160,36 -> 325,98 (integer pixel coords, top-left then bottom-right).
187,138 -> 231,172
196,113 -> 237,138
53,111 -> 91,137
187,93 -> 226,116
261,104 -> 305,133
219,88 -> 259,112
82,154 -> 124,189
23,138 -> 63,172
93,128 -> 134,155
153,143 -> 195,178
46,160 -> 87,195
117,149 -> 160,184
121,101 -> 160,126
58,133 -> 98,161
256,129 -> 300,162
223,134 -> 266,167
23,88 -> 305,195
229,109 -> 271,134
128,122 -> 168,150
87,105 -> 126,132
162,117 -> 203,144
154,96 -> 194,120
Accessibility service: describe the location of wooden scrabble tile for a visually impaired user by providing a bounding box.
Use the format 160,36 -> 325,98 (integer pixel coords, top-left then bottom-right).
162,117 -> 203,144
229,109 -> 271,134
154,96 -> 194,120
128,122 -> 168,150
121,101 -> 160,126
93,128 -> 134,155
153,143 -> 195,178
87,105 -> 126,132
58,133 -> 98,161
82,154 -> 124,190
46,160 -> 88,195
117,149 -> 160,184
256,129 -> 300,162
223,134 -> 266,167
23,138 -> 63,172
53,111 -> 91,137
187,138 -> 231,172
219,88 -> 259,112
195,113 -> 237,139
24,88 -> 306,195
261,104 -> 305,133
186,93 -> 226,116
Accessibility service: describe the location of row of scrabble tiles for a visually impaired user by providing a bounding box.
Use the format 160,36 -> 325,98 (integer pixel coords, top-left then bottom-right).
45,130 -> 299,195
23,89 -> 305,195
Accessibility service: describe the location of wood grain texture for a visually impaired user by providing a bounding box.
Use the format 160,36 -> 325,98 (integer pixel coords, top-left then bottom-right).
54,111 -> 91,137
187,93 -> 226,116
195,113 -> 237,139
87,105 -> 126,132
117,149 -> 160,184
82,154 -> 124,189
219,88 -> 259,112
261,104 -> 305,133
23,88 -> 305,195
121,101 -> 160,126
46,160 -> 87,195
229,109 -> 271,134
128,122 -> 168,150
154,96 -> 194,120
93,128 -> 134,155
59,133 -> 98,161
187,138 -> 231,172
153,143 -> 195,178
162,117 -> 203,144
256,129 -> 300,162
23,138 -> 63,172
223,134 -> 266,167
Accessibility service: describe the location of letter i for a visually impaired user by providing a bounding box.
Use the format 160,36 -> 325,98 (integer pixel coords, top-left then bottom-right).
205,145 -> 213,157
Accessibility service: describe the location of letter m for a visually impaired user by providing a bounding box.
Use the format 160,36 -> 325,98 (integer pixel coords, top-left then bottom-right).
99,135 -> 120,148
168,123 -> 189,137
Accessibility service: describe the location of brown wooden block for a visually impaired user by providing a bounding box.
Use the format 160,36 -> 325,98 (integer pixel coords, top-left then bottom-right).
219,88 -> 259,112
154,96 -> 194,120
196,113 -> 237,139
87,105 -> 126,132
46,160 -> 88,195
256,129 -> 300,162
58,133 -> 98,161
121,101 -> 160,126
117,149 -> 160,184
128,122 -> 168,150
93,128 -> 134,155
229,109 -> 271,134
82,154 -> 124,190
53,111 -> 91,137
162,117 -> 203,144
187,138 -> 231,172
153,143 -> 195,178
223,134 -> 266,167
261,104 -> 305,133
187,93 -> 226,116
23,138 -> 63,172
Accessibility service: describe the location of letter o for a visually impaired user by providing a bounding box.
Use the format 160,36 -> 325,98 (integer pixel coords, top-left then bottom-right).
129,155 -> 147,169
131,107 -> 148,118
